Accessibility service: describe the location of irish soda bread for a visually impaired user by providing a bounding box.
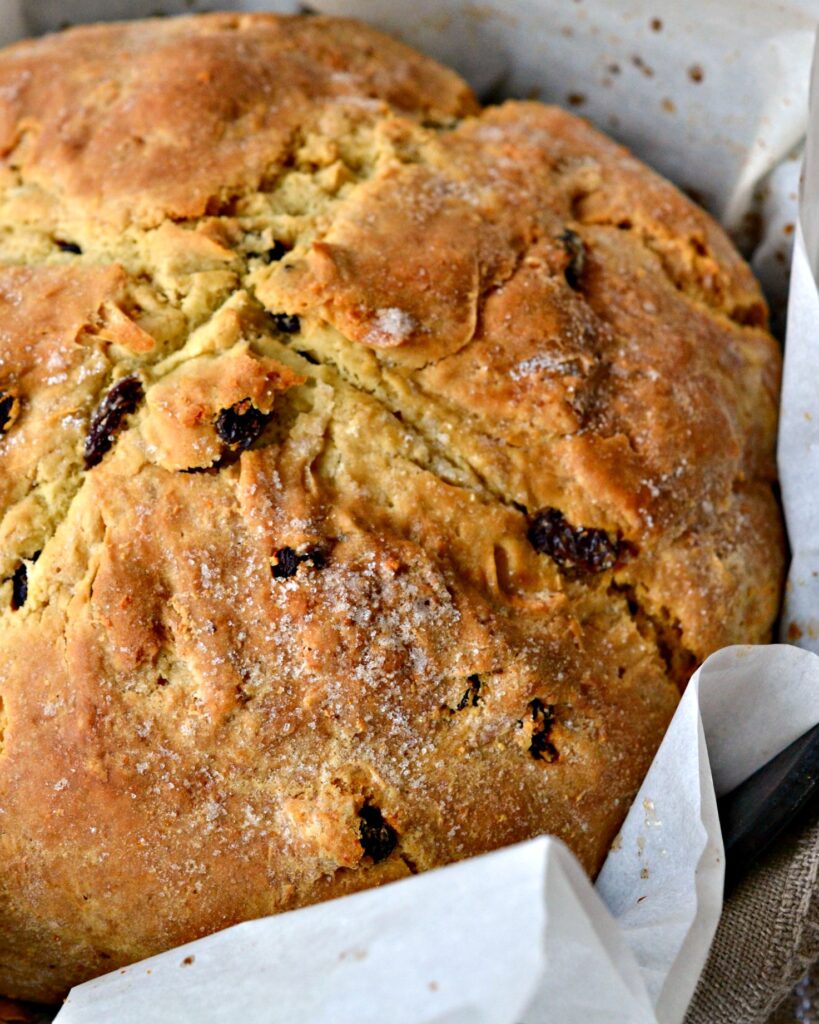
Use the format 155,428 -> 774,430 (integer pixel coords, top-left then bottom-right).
0,13 -> 783,1001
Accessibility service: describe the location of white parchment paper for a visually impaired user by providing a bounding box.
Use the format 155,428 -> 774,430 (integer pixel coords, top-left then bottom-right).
0,1 -> 818,1021
780,31 -> 819,656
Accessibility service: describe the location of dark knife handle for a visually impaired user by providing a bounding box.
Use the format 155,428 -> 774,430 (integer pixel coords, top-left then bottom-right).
718,722 -> 819,894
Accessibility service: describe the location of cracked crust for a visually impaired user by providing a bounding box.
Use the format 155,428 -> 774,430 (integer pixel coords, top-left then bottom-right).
0,13 -> 783,1002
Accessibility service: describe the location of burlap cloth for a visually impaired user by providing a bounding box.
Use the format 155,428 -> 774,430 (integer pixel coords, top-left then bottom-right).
685,797 -> 819,1023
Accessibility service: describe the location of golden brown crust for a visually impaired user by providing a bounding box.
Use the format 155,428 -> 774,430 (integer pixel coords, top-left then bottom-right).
0,14 -> 476,229
0,14 -> 783,1002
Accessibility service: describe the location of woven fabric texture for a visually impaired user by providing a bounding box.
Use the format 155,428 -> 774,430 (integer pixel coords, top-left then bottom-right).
686,800 -> 819,1024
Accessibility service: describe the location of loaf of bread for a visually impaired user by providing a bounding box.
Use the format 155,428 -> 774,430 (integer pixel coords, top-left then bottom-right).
0,13 -> 783,1002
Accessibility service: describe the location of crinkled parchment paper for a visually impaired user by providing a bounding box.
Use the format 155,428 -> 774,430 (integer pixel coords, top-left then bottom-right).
1,1 -> 818,1022
780,28 -> 819,657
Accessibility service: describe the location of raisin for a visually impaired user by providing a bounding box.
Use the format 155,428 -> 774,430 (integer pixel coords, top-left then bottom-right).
358,803 -> 397,863
305,546 -> 327,570
214,400 -> 269,452
559,229 -> 585,290
271,547 -> 301,579
56,240 -> 82,254
84,376 -> 144,469
455,674 -> 482,711
262,241 -> 289,263
271,313 -> 301,334
0,390 -> 20,436
529,698 -> 558,762
271,545 -> 326,579
10,550 -> 40,611
10,563 -> 27,611
527,507 -> 619,577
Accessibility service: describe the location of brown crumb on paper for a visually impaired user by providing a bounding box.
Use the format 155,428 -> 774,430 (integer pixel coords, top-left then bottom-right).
688,63 -> 705,83
632,54 -> 654,77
